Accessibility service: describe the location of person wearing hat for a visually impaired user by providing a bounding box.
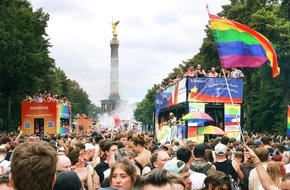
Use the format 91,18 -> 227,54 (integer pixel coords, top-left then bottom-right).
53,171 -> 83,190
191,144 -> 216,176
83,143 -> 96,166
213,144 -> 244,184
163,160 -> 192,190
254,139 -> 262,148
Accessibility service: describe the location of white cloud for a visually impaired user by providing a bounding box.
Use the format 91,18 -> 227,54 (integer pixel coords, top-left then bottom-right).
30,0 -> 230,106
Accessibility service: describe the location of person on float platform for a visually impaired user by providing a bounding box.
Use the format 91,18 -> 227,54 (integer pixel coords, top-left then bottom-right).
168,112 -> 177,141
208,67 -> 219,78
230,68 -> 244,78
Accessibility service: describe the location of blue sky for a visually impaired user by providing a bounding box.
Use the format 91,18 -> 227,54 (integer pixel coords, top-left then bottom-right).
30,0 -> 230,106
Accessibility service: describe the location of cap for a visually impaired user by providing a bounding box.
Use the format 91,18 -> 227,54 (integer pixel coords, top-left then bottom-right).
53,171 -> 82,190
164,159 -> 186,174
194,144 -> 205,156
85,143 -> 95,151
215,143 -> 227,155
254,139 -> 262,147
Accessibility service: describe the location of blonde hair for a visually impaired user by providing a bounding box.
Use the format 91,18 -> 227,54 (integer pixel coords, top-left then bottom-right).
266,161 -> 281,187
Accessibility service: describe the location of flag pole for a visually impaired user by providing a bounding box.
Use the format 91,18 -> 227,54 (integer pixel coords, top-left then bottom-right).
206,4 -> 209,15
221,69 -> 246,143
207,6 -> 245,143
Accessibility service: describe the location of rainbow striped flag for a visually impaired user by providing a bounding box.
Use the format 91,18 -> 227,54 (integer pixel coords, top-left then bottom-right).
287,106 -> 290,138
209,14 -> 279,78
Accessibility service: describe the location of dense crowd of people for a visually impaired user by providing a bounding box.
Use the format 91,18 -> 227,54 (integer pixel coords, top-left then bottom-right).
158,64 -> 244,93
0,129 -> 289,190
22,91 -> 71,107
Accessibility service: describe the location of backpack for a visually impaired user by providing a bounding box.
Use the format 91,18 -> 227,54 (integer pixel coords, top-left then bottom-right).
190,163 -> 211,175
229,174 -> 241,190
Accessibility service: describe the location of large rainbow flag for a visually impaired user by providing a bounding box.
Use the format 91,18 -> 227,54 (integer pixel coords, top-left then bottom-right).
209,14 -> 279,78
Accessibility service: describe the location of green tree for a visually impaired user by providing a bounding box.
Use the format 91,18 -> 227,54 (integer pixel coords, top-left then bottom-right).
0,0 -> 93,131
134,85 -> 159,125
0,0 -> 54,130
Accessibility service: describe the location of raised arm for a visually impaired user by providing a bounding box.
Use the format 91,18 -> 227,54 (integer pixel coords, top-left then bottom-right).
244,146 -> 279,190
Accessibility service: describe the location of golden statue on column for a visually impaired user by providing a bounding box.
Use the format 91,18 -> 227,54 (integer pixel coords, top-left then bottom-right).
111,18 -> 120,38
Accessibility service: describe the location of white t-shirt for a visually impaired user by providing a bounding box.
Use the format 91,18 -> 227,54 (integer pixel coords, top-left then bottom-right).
190,171 -> 206,190
0,160 -> 10,174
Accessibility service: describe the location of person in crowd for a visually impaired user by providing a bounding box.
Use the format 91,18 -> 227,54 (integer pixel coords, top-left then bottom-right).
113,133 -> 127,147
240,155 -> 255,190
102,148 -> 140,187
75,142 -> 86,157
56,155 -> 72,173
184,66 -> 195,77
172,140 -> 180,152
220,135 -> 229,145
195,64 -> 207,77
95,141 -> 118,185
233,151 -> 244,164
249,148 -> 270,190
53,170 -> 83,190
163,160 -> 192,190
145,137 -> 153,152
168,173 -> 186,190
168,113 -> 177,141
208,67 -> 219,77
214,143 -> 244,184
125,131 -> 134,151
191,144 -> 216,176
244,145 -> 290,190
258,161 -> 282,190
230,68 -> 244,78
82,143 -> 96,166
272,144 -> 286,162
282,151 -> 290,173
132,133 -> 151,175
177,147 -> 206,190
219,68 -> 230,78
255,139 -> 263,148
261,136 -> 275,159
0,147 -> 12,189
57,148 -> 98,190
199,171 -> 232,190
148,149 -> 170,171
135,169 -> 174,190
109,159 -> 137,190
204,149 -> 215,164
0,148 -> 10,173
68,146 -> 81,170
10,141 -> 57,190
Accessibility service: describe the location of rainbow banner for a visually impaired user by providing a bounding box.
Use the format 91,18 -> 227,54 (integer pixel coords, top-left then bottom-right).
155,79 -> 187,111
188,78 -> 243,103
224,104 -> 241,141
57,104 -> 70,135
209,14 -> 279,78
287,107 -> 290,139
188,103 -> 205,143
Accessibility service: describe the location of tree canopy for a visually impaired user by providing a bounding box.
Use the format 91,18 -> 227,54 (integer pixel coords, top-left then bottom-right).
0,0 -> 93,131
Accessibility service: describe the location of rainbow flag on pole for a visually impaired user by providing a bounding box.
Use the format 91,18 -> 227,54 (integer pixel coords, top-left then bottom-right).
287,107 -> 290,139
209,14 -> 279,78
